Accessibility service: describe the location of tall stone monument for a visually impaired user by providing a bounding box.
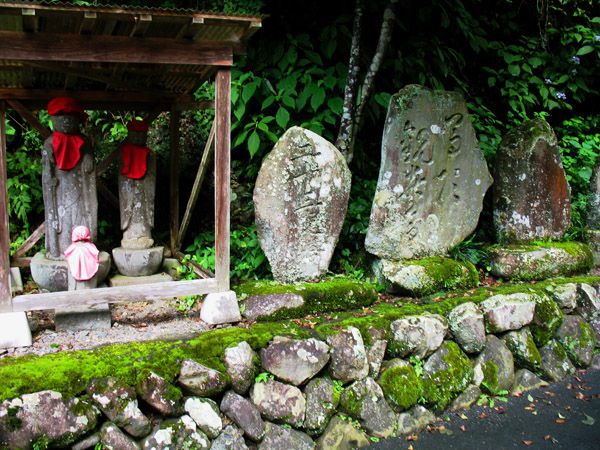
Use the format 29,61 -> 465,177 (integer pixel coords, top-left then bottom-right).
254,126 -> 351,283
587,158 -> 600,265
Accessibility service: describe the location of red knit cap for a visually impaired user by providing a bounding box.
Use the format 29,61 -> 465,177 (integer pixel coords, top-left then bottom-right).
127,120 -> 149,132
47,97 -> 88,120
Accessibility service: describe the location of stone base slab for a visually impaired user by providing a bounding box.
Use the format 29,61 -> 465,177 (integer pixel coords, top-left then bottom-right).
9,267 -> 23,295
0,312 -> 32,348
55,303 -> 111,331
200,291 -> 241,325
108,272 -> 173,287
112,246 -> 164,277
31,251 -> 111,292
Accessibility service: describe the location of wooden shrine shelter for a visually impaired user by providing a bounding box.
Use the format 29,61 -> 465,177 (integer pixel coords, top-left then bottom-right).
0,1 -> 262,315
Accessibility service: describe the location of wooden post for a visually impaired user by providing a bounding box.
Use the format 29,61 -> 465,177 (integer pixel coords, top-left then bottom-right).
0,101 -> 11,308
169,108 -> 181,254
214,69 -> 231,291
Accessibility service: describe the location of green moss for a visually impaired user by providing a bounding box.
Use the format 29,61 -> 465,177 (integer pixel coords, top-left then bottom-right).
480,360 -> 500,394
560,321 -> 596,368
421,341 -> 473,411
531,294 -> 564,347
379,365 -> 423,411
503,329 -> 542,373
6,406 -> 22,431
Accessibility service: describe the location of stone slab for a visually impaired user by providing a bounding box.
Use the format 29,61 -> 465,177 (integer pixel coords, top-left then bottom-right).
108,272 -> 173,287
9,267 -> 23,295
0,312 -> 32,348
112,246 -> 164,277
587,230 -> 600,266
31,251 -> 111,292
200,291 -> 241,325
55,303 -> 111,331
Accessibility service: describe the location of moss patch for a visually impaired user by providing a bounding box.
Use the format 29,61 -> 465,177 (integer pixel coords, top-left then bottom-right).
503,329 -> 542,374
530,295 -> 564,347
480,360 -> 500,394
379,365 -> 423,411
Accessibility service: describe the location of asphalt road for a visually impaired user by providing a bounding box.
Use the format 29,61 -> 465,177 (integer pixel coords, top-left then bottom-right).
371,369 -> 600,450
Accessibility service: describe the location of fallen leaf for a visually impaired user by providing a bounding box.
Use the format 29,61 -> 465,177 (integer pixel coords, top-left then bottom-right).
567,383 -> 574,390
440,428 -> 454,436
557,412 -> 565,419
555,418 -> 566,424
459,413 -> 468,420
479,412 -> 488,419
544,435 -> 552,441
460,425 -> 467,432
532,411 -> 538,416
545,391 -> 556,397
582,414 -> 595,426
522,440 -> 534,446
527,394 -> 534,402
576,392 -> 587,400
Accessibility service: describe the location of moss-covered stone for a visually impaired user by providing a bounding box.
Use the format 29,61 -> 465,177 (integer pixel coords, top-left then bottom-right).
502,328 -> 542,374
555,316 -> 596,367
530,294 -> 564,347
379,365 -> 423,411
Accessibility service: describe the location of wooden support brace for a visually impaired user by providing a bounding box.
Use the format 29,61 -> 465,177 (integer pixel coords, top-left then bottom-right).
21,8 -> 37,32
11,222 -> 45,259
6,100 -> 51,139
0,101 -> 12,306
174,251 -> 214,279
170,109 -> 181,253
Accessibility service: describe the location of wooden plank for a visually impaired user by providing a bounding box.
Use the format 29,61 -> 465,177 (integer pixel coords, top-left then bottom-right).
176,15 -> 204,40
12,222 -> 45,258
130,13 -> 152,37
78,11 -> 97,34
0,101 -> 11,305
175,251 -> 214,280
0,31 -> 234,66
7,278 -> 219,313
6,99 -> 51,139
169,109 -> 181,253
96,149 -> 119,176
9,257 -> 31,268
178,121 -> 215,246
214,68 -> 231,291
21,8 -> 37,32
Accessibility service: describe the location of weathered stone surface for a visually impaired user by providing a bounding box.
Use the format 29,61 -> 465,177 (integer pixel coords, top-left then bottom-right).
448,302 -> 486,354
0,391 -> 99,449
373,257 -> 478,296
530,294 -> 564,347
254,126 -> 351,282
242,293 -> 305,322
367,339 -> 387,378
54,303 -> 111,332
99,422 -> 140,450
87,377 -> 151,438
577,283 -> 600,321
72,433 -> 101,450
379,363 -> 422,411
259,422 -> 315,450
539,340 -> 575,382
304,377 -> 340,435
365,84 -> 492,259
136,371 -> 183,416
480,293 -> 536,332
502,328 -> 542,373
112,246 -> 164,277
141,416 -> 210,450
315,415 -> 369,450
339,377 -> 396,438
249,380 -> 305,428
555,315 -> 596,367
200,291 -> 241,325
178,360 -> 229,396
488,243 -> 593,281
588,158 -> 600,231
511,369 -> 548,395
448,385 -> 481,411
474,335 -> 515,393
589,317 -> 600,345
592,353 -> 600,370
184,397 -> 222,439
493,118 -> 570,242
327,327 -> 369,384
224,341 -> 259,394
260,336 -> 330,385
587,230 -> 600,266
220,391 -> 265,442
547,283 -> 577,312
422,341 -> 473,411
31,251 -> 111,292
388,314 -> 448,358
211,425 -> 249,450
108,272 -> 172,287
396,405 -> 436,435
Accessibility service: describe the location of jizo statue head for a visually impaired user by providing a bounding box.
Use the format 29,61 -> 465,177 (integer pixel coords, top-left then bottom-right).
126,120 -> 150,146
47,97 -> 87,134
52,114 -> 81,134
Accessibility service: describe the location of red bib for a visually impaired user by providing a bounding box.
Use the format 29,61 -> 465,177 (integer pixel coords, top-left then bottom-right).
52,132 -> 84,171
120,143 -> 150,179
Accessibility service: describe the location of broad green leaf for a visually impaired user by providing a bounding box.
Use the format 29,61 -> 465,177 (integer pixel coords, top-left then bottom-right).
508,64 -> 521,76
248,131 -> 260,158
261,96 -> 275,110
242,82 -> 258,103
276,107 -> 290,129
576,45 -> 594,56
528,56 -> 543,68
327,97 -> 343,114
311,87 -> 326,111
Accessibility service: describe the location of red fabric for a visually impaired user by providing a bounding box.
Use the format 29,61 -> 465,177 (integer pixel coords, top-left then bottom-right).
47,97 -> 88,121
127,120 -> 149,132
64,226 -> 99,281
120,143 -> 150,179
52,131 -> 84,171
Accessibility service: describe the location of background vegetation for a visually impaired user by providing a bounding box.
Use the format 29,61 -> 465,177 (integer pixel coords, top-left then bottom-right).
4,0 -> 599,283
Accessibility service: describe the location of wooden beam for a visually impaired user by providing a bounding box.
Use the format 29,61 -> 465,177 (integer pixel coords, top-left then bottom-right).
0,31 -> 234,66
170,109 -> 181,253
79,11 -> 97,34
176,15 -> 204,40
12,222 -> 45,259
21,8 -> 37,33
7,278 -> 219,313
214,68 -> 231,291
175,251 -> 214,280
96,149 -> 119,176
6,99 -> 51,139
178,121 -> 215,247
0,101 -> 11,306
130,14 -> 152,37
9,257 -> 31,269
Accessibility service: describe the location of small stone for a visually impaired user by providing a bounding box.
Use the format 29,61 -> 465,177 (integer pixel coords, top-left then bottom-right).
448,385 -> 481,411
211,425 -> 249,450
591,353 -> 600,370
178,360 -> 229,396
315,415 -> 369,450
474,335 -> 515,394
184,397 -> 223,439
502,328 -> 542,373
555,315 -> 596,367
260,336 -> 330,385
396,405 -> 436,435
539,340 -> 575,382
200,291 -> 241,325
511,369 -> 549,395
141,416 -> 210,450
447,302 -> 486,354
327,327 -> 369,384
577,284 -> 600,321
480,293 -> 536,332
99,422 -> 140,450
304,377 -> 340,435
242,293 -> 305,322
258,422 -> 315,450
224,341 -> 259,395
249,380 -> 305,428
220,391 -> 265,442
388,314 -> 448,358
136,371 -> 183,416
547,283 -> 577,312
367,339 -> 387,378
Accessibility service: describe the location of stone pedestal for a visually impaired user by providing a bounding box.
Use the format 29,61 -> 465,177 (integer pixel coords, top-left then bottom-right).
108,272 -> 173,287
112,246 -> 164,277
200,291 -> 241,325
9,267 -> 23,295
30,251 -> 111,292
55,303 -> 111,331
0,312 -> 32,348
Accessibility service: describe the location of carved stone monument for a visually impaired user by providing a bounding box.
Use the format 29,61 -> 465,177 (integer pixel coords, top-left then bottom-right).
365,84 -> 492,260
112,120 -> 164,278
587,159 -> 600,265
254,126 -> 351,282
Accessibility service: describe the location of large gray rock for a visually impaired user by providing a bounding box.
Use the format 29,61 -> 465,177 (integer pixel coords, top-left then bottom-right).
254,126 -> 351,282
493,119 -> 570,242
539,340 -> 576,382
99,422 -> 140,450
547,283 -> 577,312
242,293 -> 305,322
480,293 -> 536,332
365,84 -> 492,259
224,341 -> 259,394
511,369 -> 548,395
220,391 -> 265,442
447,302 -> 486,354
388,314 -> 448,358
315,415 -> 369,450
141,416 -> 210,450
0,391 -> 99,449
260,336 -> 330,385
327,327 -> 369,384
250,380 -> 306,428
184,397 -> 222,439
178,360 -> 229,396
136,371 -> 183,416
502,328 -> 542,373
367,339 -> 388,378
577,283 -> 600,321
396,405 -> 436,435
474,335 -> 515,394
87,377 -> 151,438
555,315 -> 596,367
259,422 -> 315,450
304,377 -> 340,435
448,385 -> 481,411
211,425 -> 249,450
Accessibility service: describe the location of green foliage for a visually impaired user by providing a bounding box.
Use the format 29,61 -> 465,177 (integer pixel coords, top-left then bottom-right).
254,371 -> 273,383
449,234 -> 490,269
